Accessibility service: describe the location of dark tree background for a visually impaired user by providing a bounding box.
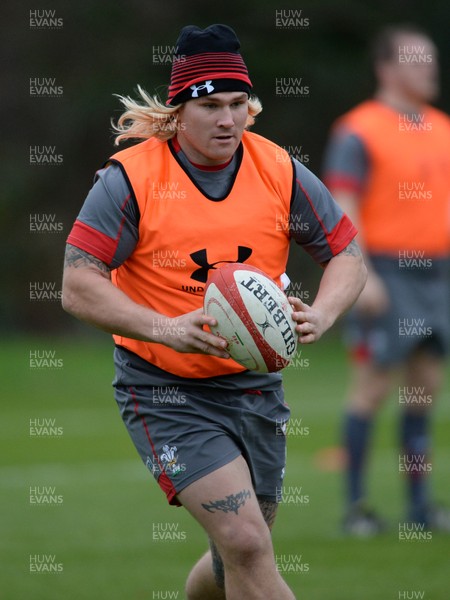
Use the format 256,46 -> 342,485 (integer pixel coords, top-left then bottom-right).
2,0 -> 449,333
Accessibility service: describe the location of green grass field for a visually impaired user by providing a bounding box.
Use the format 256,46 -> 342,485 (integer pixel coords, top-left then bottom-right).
1,334 -> 449,599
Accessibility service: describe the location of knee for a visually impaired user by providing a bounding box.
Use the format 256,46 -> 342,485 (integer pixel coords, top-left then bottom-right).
216,520 -> 271,567
348,374 -> 392,416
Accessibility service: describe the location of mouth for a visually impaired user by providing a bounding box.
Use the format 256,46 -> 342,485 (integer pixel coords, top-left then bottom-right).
214,134 -> 234,142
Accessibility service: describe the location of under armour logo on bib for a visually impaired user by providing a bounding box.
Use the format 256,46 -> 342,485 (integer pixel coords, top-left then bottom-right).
189,246 -> 253,283
190,80 -> 215,98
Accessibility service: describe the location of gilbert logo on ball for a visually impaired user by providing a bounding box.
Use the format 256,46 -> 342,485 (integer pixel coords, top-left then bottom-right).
204,263 -> 298,373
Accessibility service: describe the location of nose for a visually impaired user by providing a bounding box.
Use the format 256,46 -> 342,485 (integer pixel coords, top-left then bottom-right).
216,106 -> 234,128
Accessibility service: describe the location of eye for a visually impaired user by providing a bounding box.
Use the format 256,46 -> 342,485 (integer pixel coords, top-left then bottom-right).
231,99 -> 247,108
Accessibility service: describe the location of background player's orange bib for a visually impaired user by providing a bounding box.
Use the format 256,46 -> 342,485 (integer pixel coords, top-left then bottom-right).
335,101 -> 450,257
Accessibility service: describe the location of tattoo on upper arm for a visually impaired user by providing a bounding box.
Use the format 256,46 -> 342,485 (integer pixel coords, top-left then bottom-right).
64,244 -> 111,274
337,239 -> 361,258
201,489 -> 251,515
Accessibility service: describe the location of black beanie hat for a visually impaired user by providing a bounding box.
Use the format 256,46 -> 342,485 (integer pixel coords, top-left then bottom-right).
167,24 -> 252,106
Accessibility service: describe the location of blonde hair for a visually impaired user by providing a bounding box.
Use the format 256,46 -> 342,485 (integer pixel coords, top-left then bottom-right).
112,85 -> 262,146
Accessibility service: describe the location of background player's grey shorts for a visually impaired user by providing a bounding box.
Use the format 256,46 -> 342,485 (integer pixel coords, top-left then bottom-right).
114,381 -> 290,506
344,255 -> 450,367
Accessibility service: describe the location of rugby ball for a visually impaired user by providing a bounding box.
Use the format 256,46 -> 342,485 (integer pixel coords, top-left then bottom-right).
203,263 -> 298,373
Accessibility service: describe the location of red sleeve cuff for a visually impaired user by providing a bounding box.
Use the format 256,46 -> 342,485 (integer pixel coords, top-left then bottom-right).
66,220 -> 118,265
326,213 -> 358,256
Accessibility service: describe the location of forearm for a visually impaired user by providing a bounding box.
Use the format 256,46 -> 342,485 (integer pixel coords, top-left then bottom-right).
289,239 -> 367,345
313,249 -> 367,329
61,245 -> 229,358
62,263 -> 172,342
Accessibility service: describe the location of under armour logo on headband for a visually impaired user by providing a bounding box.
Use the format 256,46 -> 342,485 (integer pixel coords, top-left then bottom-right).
190,80 -> 215,98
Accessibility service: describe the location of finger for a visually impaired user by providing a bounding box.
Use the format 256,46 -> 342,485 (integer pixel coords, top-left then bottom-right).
187,311 -> 229,357
292,310 -> 309,324
196,319 -> 229,348
191,308 -> 217,327
200,342 -> 230,359
196,330 -> 229,356
288,296 -> 310,311
199,314 -> 218,327
296,321 -> 314,336
298,332 -> 316,345
199,343 -> 230,359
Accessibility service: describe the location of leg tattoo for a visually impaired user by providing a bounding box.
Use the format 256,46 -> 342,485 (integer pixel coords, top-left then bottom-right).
257,499 -> 278,530
201,489 -> 251,515
209,537 -> 225,590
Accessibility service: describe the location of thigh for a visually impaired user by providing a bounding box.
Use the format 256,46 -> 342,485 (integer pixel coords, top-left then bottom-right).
346,361 -> 397,414
177,455 -> 272,549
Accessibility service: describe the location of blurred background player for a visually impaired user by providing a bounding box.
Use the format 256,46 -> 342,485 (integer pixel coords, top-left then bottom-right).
323,24 -> 450,535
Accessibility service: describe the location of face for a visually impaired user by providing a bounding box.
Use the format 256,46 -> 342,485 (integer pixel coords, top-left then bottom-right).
176,91 -> 249,166
383,34 -> 439,104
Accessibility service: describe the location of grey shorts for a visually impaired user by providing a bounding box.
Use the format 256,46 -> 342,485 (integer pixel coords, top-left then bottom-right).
345,256 -> 450,367
114,383 -> 290,506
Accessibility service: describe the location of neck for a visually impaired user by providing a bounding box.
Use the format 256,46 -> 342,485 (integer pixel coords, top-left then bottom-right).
375,89 -> 425,114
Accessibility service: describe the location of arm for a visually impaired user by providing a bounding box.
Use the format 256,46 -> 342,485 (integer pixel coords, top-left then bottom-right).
62,244 -> 229,358
287,157 -> 366,342
289,238 -> 367,344
323,129 -> 390,316
328,190 -> 390,317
